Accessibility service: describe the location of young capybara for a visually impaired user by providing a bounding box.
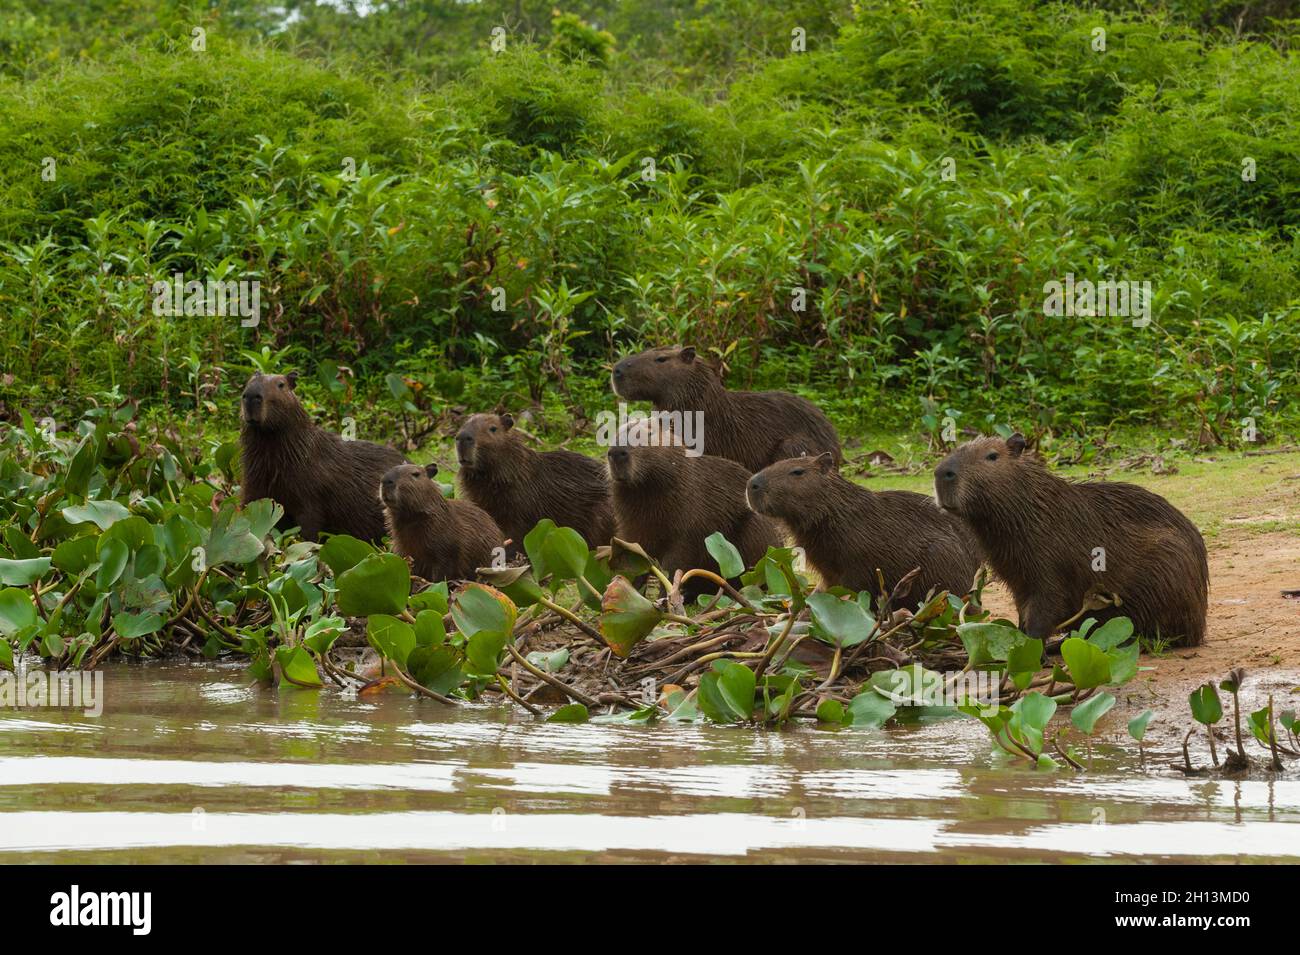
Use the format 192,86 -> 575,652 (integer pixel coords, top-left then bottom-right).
610,345 -> 842,472
606,422 -> 780,600
380,464 -> 502,582
747,453 -> 981,606
239,372 -> 406,542
455,412 -> 614,555
935,434 -> 1208,646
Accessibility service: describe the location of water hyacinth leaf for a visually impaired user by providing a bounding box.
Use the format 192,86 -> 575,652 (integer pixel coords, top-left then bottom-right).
204,502 -> 265,567
865,663 -> 941,706
476,565 -> 543,607
65,435 -> 101,498
665,688 -> 700,722
62,499 -> 130,530
540,526 -> 590,585
696,671 -> 735,724
807,591 -> 874,648
101,516 -> 153,553
956,621 -> 1023,666
547,703 -> 590,723
607,537 -> 653,577
1104,640 -> 1140,686
1006,637 -> 1044,690
4,527 -> 39,559
52,536 -> 99,575
527,648 -> 569,673
0,557 -> 51,586
337,554 -> 411,617
591,706 -> 658,725
319,534 -> 376,576
1060,636 -> 1110,690
0,639 -> 11,670
1189,683 -> 1223,725
95,538 -> 130,590
579,552 -> 613,609
413,609 -> 447,647
0,588 -> 37,636
523,519 -> 558,580
243,499 -> 284,540
409,583 -> 449,615
1070,691 -> 1116,734
715,659 -> 756,720
816,699 -> 847,724
1087,616 -> 1134,650
465,629 -> 507,676
846,689 -> 898,728
113,611 -> 163,640
1247,707 -> 1275,745
1010,692 -> 1057,754
599,575 -> 663,658
366,614 -> 416,669
451,583 -> 516,639
406,645 -> 462,695
705,531 -> 744,579
303,616 -> 347,655
1128,709 -> 1154,742
275,646 -> 324,688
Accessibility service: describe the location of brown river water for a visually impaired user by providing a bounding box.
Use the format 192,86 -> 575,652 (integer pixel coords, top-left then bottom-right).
1,661 -> 1297,863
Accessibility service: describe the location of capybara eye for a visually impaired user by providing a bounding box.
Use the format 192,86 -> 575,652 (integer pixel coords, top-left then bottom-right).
791,469 -> 805,476
277,381 -> 285,389
489,426 -> 497,433
986,452 -> 999,461
655,356 -> 667,363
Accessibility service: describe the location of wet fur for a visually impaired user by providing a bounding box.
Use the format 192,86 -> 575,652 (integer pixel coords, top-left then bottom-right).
381,465 -> 501,581
748,455 -> 981,606
456,413 -> 613,556
935,435 -> 1208,646
612,346 -> 842,472
239,373 -> 406,543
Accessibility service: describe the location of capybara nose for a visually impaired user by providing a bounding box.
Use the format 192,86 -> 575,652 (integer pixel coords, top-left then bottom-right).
608,447 -> 628,461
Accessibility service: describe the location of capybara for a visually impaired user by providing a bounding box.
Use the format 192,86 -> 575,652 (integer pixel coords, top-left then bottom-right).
610,345 -> 842,472
747,453 -> 981,606
380,464 -> 502,581
935,433 -> 1208,646
606,422 -> 780,600
240,372 -> 406,542
455,412 -> 614,555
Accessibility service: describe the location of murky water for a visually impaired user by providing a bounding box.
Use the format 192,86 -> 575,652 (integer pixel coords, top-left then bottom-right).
1,662 -> 1297,862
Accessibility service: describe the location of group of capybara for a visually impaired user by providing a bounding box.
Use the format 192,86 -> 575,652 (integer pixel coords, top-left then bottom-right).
240,345 -> 1209,647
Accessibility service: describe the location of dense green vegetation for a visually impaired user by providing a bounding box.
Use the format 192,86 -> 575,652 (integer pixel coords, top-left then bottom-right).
1,0 -> 1297,452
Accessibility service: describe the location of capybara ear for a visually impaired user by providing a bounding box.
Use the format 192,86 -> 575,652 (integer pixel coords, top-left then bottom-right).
679,346 -> 696,363
500,413 -> 515,431
1007,433 -> 1027,457
285,371 -> 299,390
813,451 -> 836,472
423,463 -> 438,479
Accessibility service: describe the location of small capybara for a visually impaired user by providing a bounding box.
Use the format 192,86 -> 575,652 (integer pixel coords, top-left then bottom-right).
240,372 -> 406,542
606,421 -> 780,600
380,464 -> 502,582
610,345 -> 842,472
455,412 -> 614,555
747,453 -> 981,606
935,434 -> 1208,646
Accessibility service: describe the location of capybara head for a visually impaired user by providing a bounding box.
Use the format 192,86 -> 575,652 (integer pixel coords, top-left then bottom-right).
934,433 -> 1032,517
379,463 -> 444,516
240,372 -> 301,430
611,346 -> 714,401
746,452 -> 838,520
455,413 -> 516,470
605,416 -> 681,484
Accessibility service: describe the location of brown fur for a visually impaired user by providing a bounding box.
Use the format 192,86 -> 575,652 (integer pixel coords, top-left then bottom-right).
611,345 -> 842,472
380,464 -> 502,581
748,453 -> 981,606
935,434 -> 1208,646
606,435 -> 779,600
239,372 -> 406,542
456,412 -> 614,556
